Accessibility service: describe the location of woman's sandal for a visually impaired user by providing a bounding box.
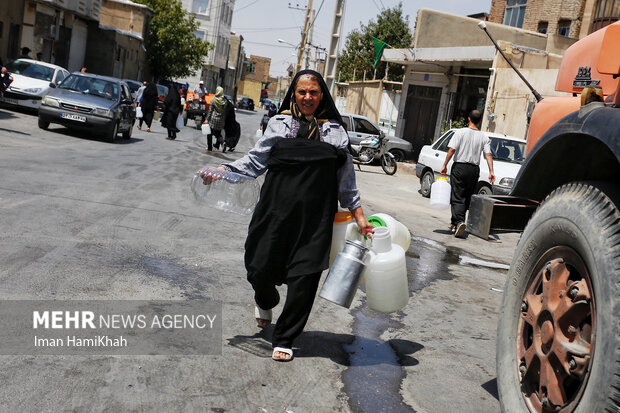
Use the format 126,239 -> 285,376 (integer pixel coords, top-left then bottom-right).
272,347 -> 293,362
254,305 -> 272,328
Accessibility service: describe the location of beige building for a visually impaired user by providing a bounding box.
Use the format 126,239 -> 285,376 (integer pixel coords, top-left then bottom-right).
237,54 -> 271,104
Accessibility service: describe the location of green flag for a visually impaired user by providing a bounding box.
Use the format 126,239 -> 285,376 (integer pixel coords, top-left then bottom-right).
373,37 -> 389,69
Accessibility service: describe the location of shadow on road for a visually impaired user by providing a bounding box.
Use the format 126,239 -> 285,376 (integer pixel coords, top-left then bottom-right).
481,378 -> 499,400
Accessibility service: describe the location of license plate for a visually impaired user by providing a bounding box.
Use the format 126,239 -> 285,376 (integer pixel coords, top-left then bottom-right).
60,113 -> 86,122
2,97 -> 18,105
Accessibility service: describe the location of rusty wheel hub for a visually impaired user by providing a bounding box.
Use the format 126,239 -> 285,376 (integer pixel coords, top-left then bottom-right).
518,249 -> 595,412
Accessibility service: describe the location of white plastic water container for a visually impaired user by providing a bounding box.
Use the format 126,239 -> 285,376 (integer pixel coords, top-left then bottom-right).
201,123 -> 211,135
190,166 -> 260,215
367,213 -> 411,252
363,227 -> 409,313
429,176 -> 451,210
329,211 -> 363,266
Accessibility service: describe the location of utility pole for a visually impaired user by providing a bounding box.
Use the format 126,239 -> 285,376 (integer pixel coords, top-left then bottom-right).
324,0 -> 345,94
306,9 -> 315,69
294,0 -> 313,73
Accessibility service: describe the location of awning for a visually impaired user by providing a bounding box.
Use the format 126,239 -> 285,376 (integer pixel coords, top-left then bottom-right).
383,46 -> 495,66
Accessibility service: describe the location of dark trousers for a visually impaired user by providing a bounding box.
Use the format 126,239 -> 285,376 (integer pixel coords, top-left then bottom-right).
207,129 -> 222,150
250,271 -> 322,349
167,127 -> 177,139
139,110 -> 154,128
450,162 -> 480,226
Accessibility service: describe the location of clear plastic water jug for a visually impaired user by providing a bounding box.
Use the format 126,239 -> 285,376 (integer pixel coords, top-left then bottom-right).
367,213 -> 411,252
429,176 -> 451,210
190,166 -> 260,215
363,227 -> 409,313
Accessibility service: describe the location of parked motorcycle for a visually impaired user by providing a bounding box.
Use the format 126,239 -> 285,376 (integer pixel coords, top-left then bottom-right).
350,133 -> 397,175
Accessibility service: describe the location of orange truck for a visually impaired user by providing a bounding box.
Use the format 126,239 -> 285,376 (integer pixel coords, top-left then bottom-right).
469,22 -> 619,412
182,91 -> 215,129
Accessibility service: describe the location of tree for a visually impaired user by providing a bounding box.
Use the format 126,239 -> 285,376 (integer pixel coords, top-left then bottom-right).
135,0 -> 212,81
337,2 -> 413,82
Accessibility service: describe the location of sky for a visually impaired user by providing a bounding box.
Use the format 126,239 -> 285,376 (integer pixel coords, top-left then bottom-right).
231,0 -> 492,77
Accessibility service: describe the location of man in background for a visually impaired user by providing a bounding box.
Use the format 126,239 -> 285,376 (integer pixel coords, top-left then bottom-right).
440,110 -> 494,238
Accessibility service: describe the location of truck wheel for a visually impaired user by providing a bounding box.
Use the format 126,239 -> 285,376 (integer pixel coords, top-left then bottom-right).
497,182 -> 620,413
122,121 -> 133,140
419,170 -> 434,198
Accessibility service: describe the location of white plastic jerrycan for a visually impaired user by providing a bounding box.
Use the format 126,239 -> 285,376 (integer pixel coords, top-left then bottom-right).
363,226 -> 409,313
429,176 -> 451,210
367,213 -> 411,252
329,211 -> 363,266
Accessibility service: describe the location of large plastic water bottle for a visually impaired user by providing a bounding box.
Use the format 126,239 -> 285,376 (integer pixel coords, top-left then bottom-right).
190,166 -> 260,215
329,211 -> 364,266
367,213 -> 411,252
429,176 -> 451,210
363,226 -> 409,313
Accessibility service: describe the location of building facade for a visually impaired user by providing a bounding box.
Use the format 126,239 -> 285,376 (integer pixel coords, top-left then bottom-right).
178,0 -> 234,92
237,54 -> 270,104
489,0 -> 619,38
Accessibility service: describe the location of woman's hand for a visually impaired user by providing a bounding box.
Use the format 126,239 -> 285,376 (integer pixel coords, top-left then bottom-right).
350,206 -> 374,237
200,166 -> 226,185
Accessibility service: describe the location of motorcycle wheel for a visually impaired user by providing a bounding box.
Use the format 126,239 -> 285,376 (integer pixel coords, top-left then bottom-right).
381,153 -> 397,175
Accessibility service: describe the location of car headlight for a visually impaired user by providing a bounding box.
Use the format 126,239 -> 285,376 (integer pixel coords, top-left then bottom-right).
24,87 -> 43,94
498,177 -> 514,188
42,96 -> 60,107
93,108 -> 113,118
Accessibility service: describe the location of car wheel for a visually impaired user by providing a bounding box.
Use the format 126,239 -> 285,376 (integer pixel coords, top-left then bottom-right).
420,170 -> 434,198
497,182 -> 620,413
38,118 -> 49,130
477,184 -> 492,196
107,122 -> 118,142
389,149 -> 406,162
122,121 -> 133,140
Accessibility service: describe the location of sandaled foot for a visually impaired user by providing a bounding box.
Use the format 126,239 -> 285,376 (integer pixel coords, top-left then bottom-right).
272,347 -> 293,362
254,305 -> 271,327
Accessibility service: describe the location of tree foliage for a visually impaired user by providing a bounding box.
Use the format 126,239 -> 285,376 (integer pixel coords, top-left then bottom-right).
135,0 -> 212,81
337,2 -> 413,82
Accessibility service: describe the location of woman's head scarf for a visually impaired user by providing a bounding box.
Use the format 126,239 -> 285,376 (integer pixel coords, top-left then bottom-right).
279,69 -> 344,140
212,86 -> 226,113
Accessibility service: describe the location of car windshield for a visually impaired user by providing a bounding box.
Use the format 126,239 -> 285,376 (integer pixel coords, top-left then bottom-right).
59,75 -> 119,100
125,81 -> 141,93
489,137 -> 526,164
5,60 -> 55,81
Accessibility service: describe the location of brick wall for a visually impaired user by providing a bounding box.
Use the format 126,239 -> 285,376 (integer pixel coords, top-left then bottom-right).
489,0 -> 506,23
241,55 -> 271,83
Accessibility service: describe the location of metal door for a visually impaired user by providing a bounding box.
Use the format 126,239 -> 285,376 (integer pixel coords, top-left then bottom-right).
402,84 -> 442,160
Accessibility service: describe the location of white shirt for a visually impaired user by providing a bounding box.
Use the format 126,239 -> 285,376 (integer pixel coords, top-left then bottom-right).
449,127 -> 491,165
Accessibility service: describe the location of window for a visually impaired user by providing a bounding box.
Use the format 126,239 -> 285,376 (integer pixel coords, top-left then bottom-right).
434,131 -> 454,152
246,62 -> 256,73
557,20 -> 571,37
341,116 -> 352,132
353,117 -> 379,135
537,21 -> 548,34
54,70 -> 67,84
503,0 -> 527,28
194,30 -> 204,40
591,0 -> 619,32
192,0 -> 209,14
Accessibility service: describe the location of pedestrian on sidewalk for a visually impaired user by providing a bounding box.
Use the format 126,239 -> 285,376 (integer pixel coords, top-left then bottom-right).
138,82 -> 158,132
203,86 -> 227,151
214,69 -> 373,362
440,109 -> 494,238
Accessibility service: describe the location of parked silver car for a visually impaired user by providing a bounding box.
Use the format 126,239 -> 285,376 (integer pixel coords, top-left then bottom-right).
340,113 -> 412,161
38,73 -> 136,142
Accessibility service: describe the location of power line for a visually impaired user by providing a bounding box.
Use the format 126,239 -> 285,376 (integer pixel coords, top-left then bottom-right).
234,0 -> 260,12
308,0 -> 325,29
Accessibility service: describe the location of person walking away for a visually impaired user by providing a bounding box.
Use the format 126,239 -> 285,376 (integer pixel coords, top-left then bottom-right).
440,109 -> 494,238
138,82 -> 158,132
211,70 -> 374,361
19,47 -> 31,59
161,86 -> 182,140
222,95 -> 240,152
135,81 -> 146,106
203,86 -> 227,151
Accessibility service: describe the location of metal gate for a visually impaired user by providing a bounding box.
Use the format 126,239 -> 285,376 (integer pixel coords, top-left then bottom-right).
402,84 -> 442,160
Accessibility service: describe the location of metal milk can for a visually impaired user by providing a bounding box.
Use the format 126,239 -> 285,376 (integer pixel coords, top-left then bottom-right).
319,240 -> 368,308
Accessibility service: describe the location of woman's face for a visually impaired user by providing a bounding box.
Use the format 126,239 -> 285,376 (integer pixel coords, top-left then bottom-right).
295,77 -> 322,116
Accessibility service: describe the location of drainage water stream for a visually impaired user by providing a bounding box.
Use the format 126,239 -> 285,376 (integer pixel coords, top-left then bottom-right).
342,235 -> 507,412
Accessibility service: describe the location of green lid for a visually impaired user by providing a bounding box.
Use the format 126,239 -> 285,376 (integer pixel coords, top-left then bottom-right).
367,215 -> 387,227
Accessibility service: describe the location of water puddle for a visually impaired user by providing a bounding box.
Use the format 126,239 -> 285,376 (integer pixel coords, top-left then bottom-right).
140,256 -> 208,299
342,234 -> 508,412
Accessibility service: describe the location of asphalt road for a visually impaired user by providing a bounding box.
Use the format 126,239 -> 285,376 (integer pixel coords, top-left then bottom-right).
0,103 -> 520,412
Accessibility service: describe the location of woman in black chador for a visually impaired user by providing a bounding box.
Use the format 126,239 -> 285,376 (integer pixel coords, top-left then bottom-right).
219,70 -> 373,361
161,86 -> 182,140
